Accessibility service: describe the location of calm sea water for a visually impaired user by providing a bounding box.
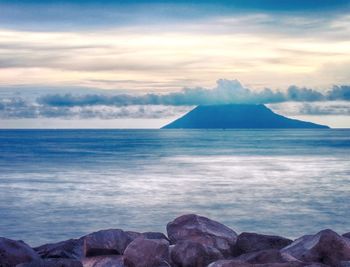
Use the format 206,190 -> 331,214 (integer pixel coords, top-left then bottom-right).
0,129 -> 349,246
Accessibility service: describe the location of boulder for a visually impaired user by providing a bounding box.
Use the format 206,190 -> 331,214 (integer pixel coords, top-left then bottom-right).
339,262 -> 350,267
82,255 -> 125,267
0,237 -> 39,267
166,214 -> 237,257
34,238 -> 84,259
208,260 -> 252,267
304,264 -> 330,267
170,239 -> 223,267
142,232 -> 169,241
343,233 -> 350,239
125,231 -> 142,240
281,229 -> 350,266
124,231 -> 169,241
16,258 -> 83,267
208,260 -> 307,267
235,249 -> 297,264
84,229 -> 133,257
233,233 -> 292,256
123,237 -> 170,267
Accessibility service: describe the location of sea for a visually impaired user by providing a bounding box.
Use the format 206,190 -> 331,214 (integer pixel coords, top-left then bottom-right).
0,129 -> 349,246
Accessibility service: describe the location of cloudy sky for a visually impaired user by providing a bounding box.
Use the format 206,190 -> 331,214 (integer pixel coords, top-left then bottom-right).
0,0 -> 350,128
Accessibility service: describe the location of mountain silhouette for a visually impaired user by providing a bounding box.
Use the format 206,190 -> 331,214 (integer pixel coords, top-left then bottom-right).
162,104 -> 329,129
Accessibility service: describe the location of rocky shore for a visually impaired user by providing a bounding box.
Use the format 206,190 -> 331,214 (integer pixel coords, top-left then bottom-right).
1,214 -> 350,267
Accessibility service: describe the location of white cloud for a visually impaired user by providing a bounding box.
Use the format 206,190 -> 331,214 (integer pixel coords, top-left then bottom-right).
1,79 -> 350,120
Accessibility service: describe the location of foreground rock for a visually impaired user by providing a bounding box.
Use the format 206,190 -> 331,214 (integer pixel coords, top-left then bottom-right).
124,237 -> 170,267
235,249 -> 299,264
0,237 -> 39,266
84,229 -> 134,257
82,255 -> 125,267
208,260 -> 309,267
35,238 -> 84,260
171,239 -> 224,267
16,258 -> 83,267
124,231 -> 169,242
167,214 -> 238,257
142,232 -> 169,241
1,214 -> 350,267
281,229 -> 350,266
233,233 -> 293,256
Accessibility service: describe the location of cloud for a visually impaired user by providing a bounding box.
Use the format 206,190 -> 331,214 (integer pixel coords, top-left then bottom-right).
327,85 -> 350,100
37,79 -> 350,108
0,97 -> 191,119
1,79 -> 350,119
286,86 -> 325,101
269,101 -> 350,116
1,12 -> 350,91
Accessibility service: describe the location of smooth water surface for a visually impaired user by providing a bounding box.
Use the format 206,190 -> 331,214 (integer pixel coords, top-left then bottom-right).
0,129 -> 349,246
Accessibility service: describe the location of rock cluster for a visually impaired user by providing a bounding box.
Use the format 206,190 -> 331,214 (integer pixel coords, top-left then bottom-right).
1,214 -> 350,267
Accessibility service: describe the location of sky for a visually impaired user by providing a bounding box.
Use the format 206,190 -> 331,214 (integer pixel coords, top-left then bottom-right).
0,0 -> 350,128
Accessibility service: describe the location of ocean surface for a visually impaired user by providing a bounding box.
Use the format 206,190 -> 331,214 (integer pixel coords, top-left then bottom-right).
0,129 -> 349,246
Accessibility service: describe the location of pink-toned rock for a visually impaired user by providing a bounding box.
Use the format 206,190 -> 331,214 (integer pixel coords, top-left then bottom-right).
84,229 -> 133,257
82,255 -> 125,267
124,231 -> 169,241
170,239 -> 224,267
123,237 -> 170,267
208,260 -> 307,267
208,259 -> 252,267
235,249 -> 298,264
35,238 -> 84,259
142,232 -> 169,241
0,237 -> 40,267
233,233 -> 292,256
166,214 -> 237,257
125,231 -> 141,240
16,258 -> 83,267
281,229 -> 350,266
304,264 -> 330,267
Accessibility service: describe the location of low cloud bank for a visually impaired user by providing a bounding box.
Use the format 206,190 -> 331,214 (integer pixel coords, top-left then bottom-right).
1,79 -> 350,119
37,79 -> 350,107
0,99 -> 191,119
269,101 -> 350,116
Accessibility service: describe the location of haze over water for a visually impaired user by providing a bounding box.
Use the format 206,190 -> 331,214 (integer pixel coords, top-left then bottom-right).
0,129 -> 349,246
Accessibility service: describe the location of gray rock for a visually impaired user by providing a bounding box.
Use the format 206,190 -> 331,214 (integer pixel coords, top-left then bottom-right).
170,239 -> 223,267
281,229 -> 350,266
233,233 -> 292,256
166,214 -> 237,257
123,237 -> 170,267
16,258 -> 82,267
0,237 -> 39,267
82,255 -> 125,267
34,238 -> 84,260
84,229 -> 133,257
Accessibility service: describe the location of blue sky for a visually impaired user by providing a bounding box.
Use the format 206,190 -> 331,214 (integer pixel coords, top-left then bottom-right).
1,0 -> 349,31
0,0 -> 350,127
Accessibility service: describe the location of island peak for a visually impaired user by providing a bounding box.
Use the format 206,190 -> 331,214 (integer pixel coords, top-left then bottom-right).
162,104 -> 329,129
